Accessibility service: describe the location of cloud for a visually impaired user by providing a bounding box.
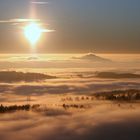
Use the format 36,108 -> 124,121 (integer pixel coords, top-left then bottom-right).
0,104 -> 139,140
0,70 -> 139,98
0,71 -> 139,97
0,18 -> 55,32
7,81 -> 140,96
8,56 -> 41,61
0,18 -> 40,24
31,1 -> 49,5
27,56 -> 40,61
13,85 -> 73,95
0,85 -> 12,93
0,70 -> 139,140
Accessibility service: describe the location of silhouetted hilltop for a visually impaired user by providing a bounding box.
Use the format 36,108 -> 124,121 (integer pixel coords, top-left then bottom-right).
95,72 -> 140,79
0,71 -> 56,83
72,53 -> 111,62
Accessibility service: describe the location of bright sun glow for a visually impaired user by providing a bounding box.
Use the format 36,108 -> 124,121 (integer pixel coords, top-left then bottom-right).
24,22 -> 42,45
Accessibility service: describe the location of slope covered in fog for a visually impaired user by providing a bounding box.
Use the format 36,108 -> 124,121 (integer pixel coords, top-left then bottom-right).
0,71 -> 56,83
95,72 -> 140,79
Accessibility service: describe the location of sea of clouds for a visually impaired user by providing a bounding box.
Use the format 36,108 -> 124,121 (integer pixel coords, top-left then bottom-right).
0,54 -> 140,140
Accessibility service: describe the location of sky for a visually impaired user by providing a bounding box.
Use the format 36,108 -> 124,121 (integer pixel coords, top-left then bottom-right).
0,0 -> 140,53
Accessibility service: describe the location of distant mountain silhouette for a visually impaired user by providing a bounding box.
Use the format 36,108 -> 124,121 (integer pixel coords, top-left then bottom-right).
0,71 -> 56,83
72,53 -> 111,62
95,72 -> 140,79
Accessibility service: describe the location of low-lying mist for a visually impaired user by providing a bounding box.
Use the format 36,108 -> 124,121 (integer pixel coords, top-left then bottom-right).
0,53 -> 139,140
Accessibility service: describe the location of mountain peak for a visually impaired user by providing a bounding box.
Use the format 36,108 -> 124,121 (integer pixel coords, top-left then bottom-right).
72,53 -> 111,62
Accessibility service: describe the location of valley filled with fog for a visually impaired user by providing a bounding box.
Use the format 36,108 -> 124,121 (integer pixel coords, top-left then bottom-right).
0,54 -> 140,140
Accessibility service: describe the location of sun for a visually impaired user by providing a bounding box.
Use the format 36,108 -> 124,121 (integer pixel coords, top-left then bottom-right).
24,22 -> 42,45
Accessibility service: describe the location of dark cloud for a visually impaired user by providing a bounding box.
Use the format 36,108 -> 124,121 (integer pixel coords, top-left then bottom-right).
0,85 -> 12,93
13,85 -> 78,95
78,118 -> 140,140
11,81 -> 140,96
0,71 -> 139,98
